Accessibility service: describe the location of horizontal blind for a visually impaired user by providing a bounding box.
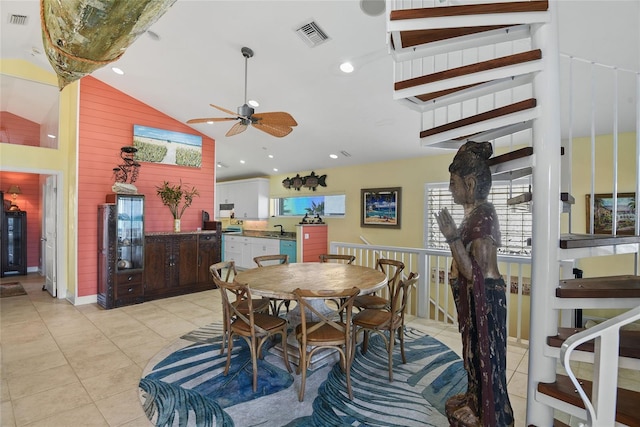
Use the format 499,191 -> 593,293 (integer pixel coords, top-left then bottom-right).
426,183 -> 532,256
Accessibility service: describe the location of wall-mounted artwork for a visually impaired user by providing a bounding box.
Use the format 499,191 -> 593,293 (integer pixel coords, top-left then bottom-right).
586,192 -> 636,235
361,187 -> 401,229
133,125 -> 202,168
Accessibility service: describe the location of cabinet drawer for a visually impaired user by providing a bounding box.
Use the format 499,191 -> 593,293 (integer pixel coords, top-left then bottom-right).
117,281 -> 144,298
117,272 -> 143,286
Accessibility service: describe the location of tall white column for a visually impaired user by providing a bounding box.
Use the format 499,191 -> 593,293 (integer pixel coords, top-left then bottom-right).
526,1 -> 563,425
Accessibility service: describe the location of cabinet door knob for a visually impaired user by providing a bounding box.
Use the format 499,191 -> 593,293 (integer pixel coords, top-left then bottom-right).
128,275 -> 133,281
128,287 -> 134,293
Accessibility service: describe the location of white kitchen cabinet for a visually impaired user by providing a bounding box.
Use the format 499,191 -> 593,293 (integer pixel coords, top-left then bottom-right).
215,178 -> 269,220
223,235 -> 249,268
250,237 -> 280,261
223,235 -> 281,269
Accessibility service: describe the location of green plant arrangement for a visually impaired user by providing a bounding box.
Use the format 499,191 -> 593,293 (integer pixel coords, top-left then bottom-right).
156,180 -> 199,220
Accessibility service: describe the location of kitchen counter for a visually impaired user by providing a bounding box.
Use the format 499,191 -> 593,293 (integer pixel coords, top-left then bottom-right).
225,230 -> 296,241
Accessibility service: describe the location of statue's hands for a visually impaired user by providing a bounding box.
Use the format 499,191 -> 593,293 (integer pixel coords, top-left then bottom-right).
435,208 -> 459,242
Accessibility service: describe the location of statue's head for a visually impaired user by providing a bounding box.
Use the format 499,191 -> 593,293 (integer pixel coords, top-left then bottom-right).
448,141 -> 493,200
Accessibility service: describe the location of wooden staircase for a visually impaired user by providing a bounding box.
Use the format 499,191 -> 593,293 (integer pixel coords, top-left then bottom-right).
387,1 -> 640,426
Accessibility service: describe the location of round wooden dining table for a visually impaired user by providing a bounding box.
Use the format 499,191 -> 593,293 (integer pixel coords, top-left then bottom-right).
235,262 -> 388,300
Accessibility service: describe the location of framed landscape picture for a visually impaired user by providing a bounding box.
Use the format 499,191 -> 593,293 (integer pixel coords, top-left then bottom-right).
585,192 -> 636,235
133,125 -> 202,168
361,187 -> 401,229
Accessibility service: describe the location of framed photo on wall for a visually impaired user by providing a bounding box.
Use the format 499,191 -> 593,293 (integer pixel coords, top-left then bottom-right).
361,187 -> 401,229
585,192 -> 636,235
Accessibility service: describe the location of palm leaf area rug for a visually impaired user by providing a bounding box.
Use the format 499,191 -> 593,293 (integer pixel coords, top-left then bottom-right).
139,323 -> 465,427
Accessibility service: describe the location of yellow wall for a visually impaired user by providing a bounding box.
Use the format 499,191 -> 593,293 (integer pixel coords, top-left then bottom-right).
1,59 -> 79,299
264,145 -> 531,249
567,133 -> 638,319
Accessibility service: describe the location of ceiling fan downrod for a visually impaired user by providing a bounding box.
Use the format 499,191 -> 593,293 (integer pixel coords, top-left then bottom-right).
241,47 -> 254,106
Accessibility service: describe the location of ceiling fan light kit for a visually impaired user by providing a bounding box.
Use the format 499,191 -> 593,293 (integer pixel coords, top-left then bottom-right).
187,47 -> 297,138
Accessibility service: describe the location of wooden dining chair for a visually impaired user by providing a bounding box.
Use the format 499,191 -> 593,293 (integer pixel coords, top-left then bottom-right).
217,278 -> 292,392
253,254 -> 289,267
253,254 -> 290,316
353,258 -> 405,311
293,286 -> 360,401
319,253 -> 356,264
210,261 -> 270,355
352,272 -> 419,381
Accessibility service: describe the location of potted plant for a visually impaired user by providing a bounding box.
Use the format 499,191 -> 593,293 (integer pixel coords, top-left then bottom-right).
156,180 -> 199,232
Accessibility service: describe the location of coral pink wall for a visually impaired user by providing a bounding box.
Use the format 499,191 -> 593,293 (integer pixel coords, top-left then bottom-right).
0,172 -> 42,268
0,111 -> 40,146
77,76 -> 216,298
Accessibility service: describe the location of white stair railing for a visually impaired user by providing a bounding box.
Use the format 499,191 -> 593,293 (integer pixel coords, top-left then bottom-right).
560,305 -> 640,427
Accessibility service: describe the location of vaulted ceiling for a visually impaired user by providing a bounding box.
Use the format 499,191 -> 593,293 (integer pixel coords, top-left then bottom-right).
2,1 -> 638,180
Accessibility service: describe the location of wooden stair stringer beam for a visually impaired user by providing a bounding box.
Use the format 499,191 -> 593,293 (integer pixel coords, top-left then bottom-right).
427,121 -> 533,150
388,1 -> 550,32
391,24 -> 530,61
402,74 -> 535,114
394,50 -> 542,100
536,374 -> 640,427
419,98 -> 538,145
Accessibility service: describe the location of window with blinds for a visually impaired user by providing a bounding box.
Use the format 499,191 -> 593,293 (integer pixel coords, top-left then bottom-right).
425,182 -> 532,256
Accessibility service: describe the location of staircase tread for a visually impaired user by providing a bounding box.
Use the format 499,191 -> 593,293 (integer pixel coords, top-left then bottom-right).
390,1 -> 549,20
557,275 -> 640,298
537,374 -> 640,426
420,99 -> 536,139
396,50 -> 542,91
559,233 -> 640,249
396,25 -> 510,49
548,327 -> 640,359
488,146 -> 533,165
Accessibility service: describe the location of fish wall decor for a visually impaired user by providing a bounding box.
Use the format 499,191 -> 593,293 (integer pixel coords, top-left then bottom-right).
282,171 -> 328,191
41,0 -> 177,89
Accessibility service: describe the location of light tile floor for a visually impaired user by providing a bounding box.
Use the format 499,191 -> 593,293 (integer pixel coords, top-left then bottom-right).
1,273 -> 529,426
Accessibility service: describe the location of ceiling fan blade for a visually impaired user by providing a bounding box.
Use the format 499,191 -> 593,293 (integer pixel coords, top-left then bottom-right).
187,117 -> 238,124
252,121 -> 293,138
226,122 -> 248,137
210,104 -> 239,117
252,111 -> 298,127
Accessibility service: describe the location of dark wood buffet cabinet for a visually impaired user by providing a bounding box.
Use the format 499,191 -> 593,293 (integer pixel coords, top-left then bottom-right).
144,229 -> 221,301
97,193 -> 221,309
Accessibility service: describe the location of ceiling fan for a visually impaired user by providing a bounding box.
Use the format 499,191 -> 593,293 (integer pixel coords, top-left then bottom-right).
187,47 -> 297,138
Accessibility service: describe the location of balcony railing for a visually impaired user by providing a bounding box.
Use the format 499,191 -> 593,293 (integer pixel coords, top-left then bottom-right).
330,240 -> 532,345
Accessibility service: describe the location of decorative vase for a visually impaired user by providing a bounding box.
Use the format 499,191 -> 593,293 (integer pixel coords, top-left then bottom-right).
173,219 -> 181,232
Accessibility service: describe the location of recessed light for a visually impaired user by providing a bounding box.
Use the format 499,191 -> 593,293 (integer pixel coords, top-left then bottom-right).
273,168 -> 278,172
268,154 -> 274,159
112,67 -> 124,75
248,99 -> 259,107
339,62 -> 354,73
329,154 -> 338,159
240,160 -> 246,164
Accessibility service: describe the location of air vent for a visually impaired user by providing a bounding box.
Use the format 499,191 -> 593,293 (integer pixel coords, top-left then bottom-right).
295,21 -> 329,48
9,14 -> 28,25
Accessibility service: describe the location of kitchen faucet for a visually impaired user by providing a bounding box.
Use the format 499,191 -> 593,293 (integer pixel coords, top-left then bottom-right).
274,224 -> 284,235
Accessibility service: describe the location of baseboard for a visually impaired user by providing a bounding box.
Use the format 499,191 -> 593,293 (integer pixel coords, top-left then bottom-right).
70,294 -> 98,306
